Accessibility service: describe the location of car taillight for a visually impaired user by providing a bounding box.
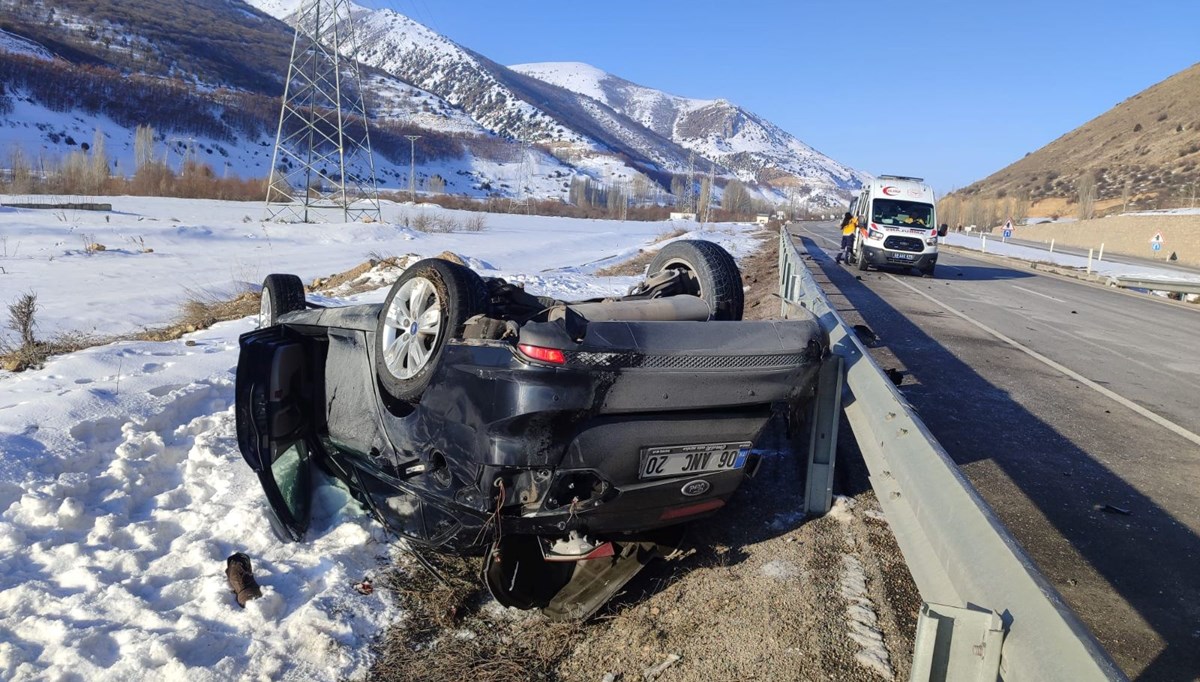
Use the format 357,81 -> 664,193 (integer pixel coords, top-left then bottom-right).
517,344 -> 567,365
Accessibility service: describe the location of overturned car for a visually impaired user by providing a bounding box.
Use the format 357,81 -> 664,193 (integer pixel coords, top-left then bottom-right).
236,240 -> 829,618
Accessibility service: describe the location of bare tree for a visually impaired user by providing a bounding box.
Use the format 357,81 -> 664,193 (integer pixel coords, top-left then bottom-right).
134,125 -> 158,170
696,175 -> 712,221
1077,171 -> 1096,220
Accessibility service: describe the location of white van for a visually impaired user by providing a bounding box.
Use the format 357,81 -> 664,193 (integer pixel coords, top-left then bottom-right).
848,175 -> 946,277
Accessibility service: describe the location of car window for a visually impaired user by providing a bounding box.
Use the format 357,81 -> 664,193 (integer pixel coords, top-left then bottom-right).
872,199 -> 933,227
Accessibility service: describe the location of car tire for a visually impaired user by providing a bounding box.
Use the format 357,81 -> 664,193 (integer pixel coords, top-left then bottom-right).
375,258 -> 487,403
259,274 -> 306,328
647,240 -> 744,321
857,248 -> 870,271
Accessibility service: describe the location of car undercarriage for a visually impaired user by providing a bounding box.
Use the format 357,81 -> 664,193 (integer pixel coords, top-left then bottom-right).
236,240 -> 829,618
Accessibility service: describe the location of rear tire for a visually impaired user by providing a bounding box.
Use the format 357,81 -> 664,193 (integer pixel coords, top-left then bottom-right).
259,274 -> 306,328
375,258 -> 487,403
647,240 -> 744,320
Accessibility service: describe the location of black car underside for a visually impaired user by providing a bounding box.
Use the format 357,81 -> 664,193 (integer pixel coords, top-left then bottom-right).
236,243 -> 828,617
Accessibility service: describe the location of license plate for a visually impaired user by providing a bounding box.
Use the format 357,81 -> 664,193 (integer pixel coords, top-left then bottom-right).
639,442 -> 752,479
890,253 -> 915,260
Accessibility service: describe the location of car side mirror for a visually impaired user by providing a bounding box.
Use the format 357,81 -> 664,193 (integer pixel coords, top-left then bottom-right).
937,224 -> 948,237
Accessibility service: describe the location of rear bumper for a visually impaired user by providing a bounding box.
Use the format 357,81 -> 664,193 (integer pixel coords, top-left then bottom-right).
240,308 -> 829,553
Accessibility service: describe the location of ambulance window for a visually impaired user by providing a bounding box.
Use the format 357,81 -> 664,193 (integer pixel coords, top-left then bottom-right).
872,199 -> 933,226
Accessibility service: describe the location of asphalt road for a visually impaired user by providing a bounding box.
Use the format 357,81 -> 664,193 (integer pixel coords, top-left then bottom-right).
791,221 -> 1200,681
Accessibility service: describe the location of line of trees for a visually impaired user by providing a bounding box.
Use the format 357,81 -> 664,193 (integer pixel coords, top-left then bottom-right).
937,192 -> 1030,231
1,125 -> 264,200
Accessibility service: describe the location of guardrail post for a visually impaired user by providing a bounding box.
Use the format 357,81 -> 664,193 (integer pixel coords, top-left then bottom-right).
804,355 -> 843,516
910,603 -> 1004,682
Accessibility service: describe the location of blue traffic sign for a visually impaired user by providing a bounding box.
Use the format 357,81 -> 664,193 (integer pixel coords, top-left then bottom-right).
1152,242 -> 1162,252
1003,229 -> 1012,239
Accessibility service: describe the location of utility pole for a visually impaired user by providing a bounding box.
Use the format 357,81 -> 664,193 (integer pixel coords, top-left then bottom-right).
406,134 -> 422,203
266,0 -> 381,223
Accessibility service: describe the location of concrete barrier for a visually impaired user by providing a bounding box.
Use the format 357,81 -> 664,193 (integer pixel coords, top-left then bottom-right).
1016,214 -> 1200,267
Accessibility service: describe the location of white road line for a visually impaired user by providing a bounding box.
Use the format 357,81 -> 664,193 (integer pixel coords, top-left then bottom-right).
885,273 -> 1200,448
798,226 -> 839,248
1010,285 -> 1065,303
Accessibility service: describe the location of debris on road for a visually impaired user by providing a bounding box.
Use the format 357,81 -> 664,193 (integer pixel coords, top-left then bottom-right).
642,653 -> 682,680
885,368 -> 904,386
1097,504 -> 1132,516
852,324 -> 879,346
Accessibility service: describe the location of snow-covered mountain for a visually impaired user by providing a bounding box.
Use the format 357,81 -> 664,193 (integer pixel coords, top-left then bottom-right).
251,2 -> 703,181
0,0 -> 863,207
511,62 -> 865,196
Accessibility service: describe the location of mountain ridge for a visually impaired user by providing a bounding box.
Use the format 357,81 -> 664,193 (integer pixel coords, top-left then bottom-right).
956,62 -> 1200,210
1,0 -> 864,208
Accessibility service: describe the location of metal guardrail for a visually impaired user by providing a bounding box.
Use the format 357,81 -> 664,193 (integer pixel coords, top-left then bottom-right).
1105,275 -> 1200,295
778,229 -> 1125,681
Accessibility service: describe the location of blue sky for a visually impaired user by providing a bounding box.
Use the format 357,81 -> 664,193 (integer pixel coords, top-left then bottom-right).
367,0 -> 1200,192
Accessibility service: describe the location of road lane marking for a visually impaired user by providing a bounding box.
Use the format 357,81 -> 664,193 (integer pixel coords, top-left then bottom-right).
798,226 -> 839,248
1010,285 -> 1065,303
885,273 -> 1200,448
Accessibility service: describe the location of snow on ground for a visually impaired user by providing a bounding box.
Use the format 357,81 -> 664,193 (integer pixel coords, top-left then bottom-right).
0,196 -> 762,681
1121,208 -> 1200,217
0,29 -> 56,61
829,496 -> 895,680
943,232 -> 1200,284
0,196 -> 757,338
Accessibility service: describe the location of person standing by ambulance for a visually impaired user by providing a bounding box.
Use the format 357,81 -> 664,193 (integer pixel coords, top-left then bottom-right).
836,212 -> 857,264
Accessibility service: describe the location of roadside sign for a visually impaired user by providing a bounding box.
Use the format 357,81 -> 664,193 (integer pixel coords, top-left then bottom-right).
1004,219 -> 1013,231
1003,229 -> 1013,239
1151,232 -> 1164,243
1152,242 -> 1162,252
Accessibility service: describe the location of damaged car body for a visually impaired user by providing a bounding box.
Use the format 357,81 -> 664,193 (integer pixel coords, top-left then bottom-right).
236,240 -> 829,619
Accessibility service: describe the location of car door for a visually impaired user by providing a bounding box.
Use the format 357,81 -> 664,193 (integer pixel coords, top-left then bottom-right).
235,326 -> 316,541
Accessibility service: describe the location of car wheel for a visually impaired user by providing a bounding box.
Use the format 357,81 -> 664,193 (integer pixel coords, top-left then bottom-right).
856,247 -> 870,271
921,264 -> 936,278
375,258 -> 487,402
259,274 -> 306,328
647,240 -> 744,321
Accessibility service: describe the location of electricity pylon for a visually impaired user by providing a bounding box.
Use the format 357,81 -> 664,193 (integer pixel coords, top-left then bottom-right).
266,0 -> 381,223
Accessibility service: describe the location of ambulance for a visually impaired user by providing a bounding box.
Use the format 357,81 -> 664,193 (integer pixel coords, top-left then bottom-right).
849,175 -> 946,277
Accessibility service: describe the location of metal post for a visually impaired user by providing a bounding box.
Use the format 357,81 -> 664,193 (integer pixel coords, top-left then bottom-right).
1098,242 -> 1105,262
1050,239 -> 1055,254
981,234 -> 986,253
1087,248 -> 1094,273
406,134 -> 421,203
804,355 -> 843,516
